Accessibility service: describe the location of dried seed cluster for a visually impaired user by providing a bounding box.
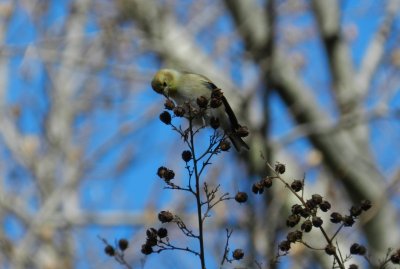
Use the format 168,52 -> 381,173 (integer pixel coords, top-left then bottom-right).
158,211 -> 174,223
329,199 -> 371,227
252,176 -> 274,194
275,162 -> 286,174
252,161 -> 378,265
173,106 -> 185,117
141,227 -> 170,255
181,150 -> 192,162
325,244 -> 336,256
235,192 -> 248,203
103,88 -> 253,268
157,166 -> 175,182
164,99 -> 175,110
350,243 -> 367,256
103,238 -> 129,257
160,92 -> 222,126
232,248 -> 244,260
278,195 -> 372,252
159,111 -> 172,125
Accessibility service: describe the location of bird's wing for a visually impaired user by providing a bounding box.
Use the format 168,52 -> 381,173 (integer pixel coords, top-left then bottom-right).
182,72 -> 216,90
198,77 -> 241,130
182,71 -> 241,130
221,95 -> 240,129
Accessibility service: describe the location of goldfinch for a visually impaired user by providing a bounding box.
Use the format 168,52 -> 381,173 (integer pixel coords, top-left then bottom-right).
151,69 -> 249,151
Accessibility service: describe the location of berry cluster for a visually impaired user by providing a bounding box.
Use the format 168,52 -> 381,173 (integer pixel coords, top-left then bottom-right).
104,238 -> 129,256
138,95 -> 242,268
256,162 -> 398,269
141,227 -> 169,255
100,237 -> 131,267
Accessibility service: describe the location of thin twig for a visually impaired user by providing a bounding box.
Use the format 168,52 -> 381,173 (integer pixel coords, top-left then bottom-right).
220,229 -> 233,266
187,107 -> 207,269
157,240 -> 200,257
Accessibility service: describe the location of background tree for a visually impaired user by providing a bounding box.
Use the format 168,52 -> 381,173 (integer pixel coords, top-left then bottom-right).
0,0 -> 399,268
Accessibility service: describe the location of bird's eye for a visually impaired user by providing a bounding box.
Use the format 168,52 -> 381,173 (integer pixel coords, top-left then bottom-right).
163,82 -> 167,87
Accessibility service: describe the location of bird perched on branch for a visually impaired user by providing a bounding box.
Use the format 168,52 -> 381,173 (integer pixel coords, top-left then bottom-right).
151,69 -> 249,152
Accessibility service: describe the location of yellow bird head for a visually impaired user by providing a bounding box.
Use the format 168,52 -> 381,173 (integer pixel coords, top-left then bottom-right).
151,69 -> 180,98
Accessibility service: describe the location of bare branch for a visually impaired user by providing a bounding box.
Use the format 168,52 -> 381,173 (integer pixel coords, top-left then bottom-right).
312,0 -> 359,113
356,0 -> 400,96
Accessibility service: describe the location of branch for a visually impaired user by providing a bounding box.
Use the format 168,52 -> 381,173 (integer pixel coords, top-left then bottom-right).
224,0 -> 271,56
312,0 -> 359,114
220,229 -> 233,266
269,51 -> 399,254
356,0 -> 399,96
12,1 -> 92,267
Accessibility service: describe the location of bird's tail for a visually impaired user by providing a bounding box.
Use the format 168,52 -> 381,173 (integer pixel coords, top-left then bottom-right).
229,134 -> 250,152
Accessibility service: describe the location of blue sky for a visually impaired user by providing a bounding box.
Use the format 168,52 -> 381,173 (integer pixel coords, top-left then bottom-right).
2,1 -> 400,269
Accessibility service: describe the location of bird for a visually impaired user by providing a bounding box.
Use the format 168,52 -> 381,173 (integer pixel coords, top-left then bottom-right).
151,69 -> 249,152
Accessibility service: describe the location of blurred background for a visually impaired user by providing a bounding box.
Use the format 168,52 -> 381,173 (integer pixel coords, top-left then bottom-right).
1,0 -> 400,268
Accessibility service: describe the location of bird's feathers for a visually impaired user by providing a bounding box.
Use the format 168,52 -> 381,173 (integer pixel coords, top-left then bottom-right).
151,69 -> 249,151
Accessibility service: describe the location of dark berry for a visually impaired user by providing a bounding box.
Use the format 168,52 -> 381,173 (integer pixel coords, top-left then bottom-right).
261,177 -> 273,188
181,150 -> 192,162
330,212 -> 343,223
286,214 -> 301,227
141,244 -> 153,255
325,244 -> 336,255
306,199 -> 317,210
287,231 -> 302,242
291,204 -> 303,215
104,245 -> 115,256
146,237 -> 157,247
291,180 -> 303,192
279,240 -> 291,252
173,106 -> 185,117
196,96 -> 208,108
360,200 -> 372,211
146,228 -> 158,239
252,182 -> 264,194
350,243 -> 366,255
118,239 -> 129,251
232,249 -> 244,260
311,194 -> 323,205
158,211 -> 174,223
157,166 -> 168,178
350,205 -> 362,217
275,163 -> 286,174
343,215 -> 355,227
164,169 -> 175,181
350,243 -> 361,255
301,220 -> 312,232
159,111 -> 171,125
164,99 -> 175,110
235,192 -> 248,203
358,245 -> 367,255
312,216 -> 323,227
319,201 -> 331,212
157,227 -> 168,238
210,98 -> 222,108
299,208 -> 311,218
